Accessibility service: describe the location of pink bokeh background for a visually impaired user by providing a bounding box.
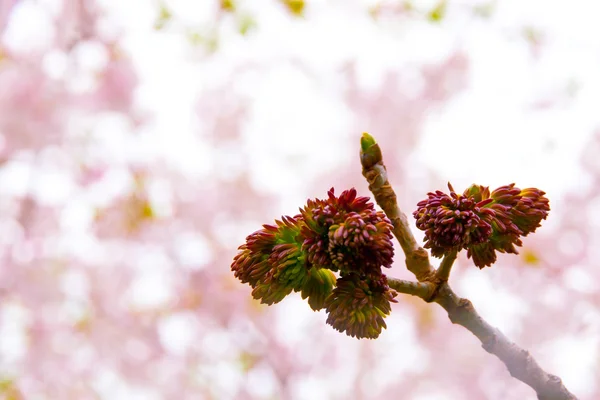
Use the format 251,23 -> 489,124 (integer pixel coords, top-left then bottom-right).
0,1 -> 599,399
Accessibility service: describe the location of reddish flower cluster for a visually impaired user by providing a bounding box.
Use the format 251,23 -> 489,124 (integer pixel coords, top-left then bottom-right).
231,216 -> 309,305
231,188 -> 397,339
325,273 -> 397,339
413,183 -> 550,268
301,188 -> 394,274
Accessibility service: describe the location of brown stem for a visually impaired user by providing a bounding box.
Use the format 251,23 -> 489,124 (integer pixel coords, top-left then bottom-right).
360,133 -> 435,282
433,283 -> 577,400
436,249 -> 457,282
387,279 -> 435,301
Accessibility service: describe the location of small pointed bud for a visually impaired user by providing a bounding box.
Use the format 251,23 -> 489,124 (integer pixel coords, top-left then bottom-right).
360,132 -> 377,151
360,133 -> 383,169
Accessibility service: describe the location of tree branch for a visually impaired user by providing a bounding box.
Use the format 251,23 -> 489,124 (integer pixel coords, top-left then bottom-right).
360,132 -> 578,400
360,133 -> 435,282
387,279 -> 435,301
433,283 -> 576,400
436,249 -> 457,282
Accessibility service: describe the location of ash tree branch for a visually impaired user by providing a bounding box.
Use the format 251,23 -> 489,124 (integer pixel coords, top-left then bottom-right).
360,134 -> 435,282
433,283 -> 575,400
436,249 -> 457,282
387,279 -> 435,301
360,132 -> 577,400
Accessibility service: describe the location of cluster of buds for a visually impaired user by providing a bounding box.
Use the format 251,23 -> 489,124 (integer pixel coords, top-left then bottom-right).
325,273 -> 397,339
413,183 -> 550,268
231,188 -> 397,339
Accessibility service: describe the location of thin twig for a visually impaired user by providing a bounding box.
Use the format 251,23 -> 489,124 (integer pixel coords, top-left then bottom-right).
387,278 -> 435,301
360,133 -> 435,282
436,249 -> 457,282
359,132 -> 578,400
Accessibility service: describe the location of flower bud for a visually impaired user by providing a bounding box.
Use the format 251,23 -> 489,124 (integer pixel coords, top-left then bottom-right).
325,273 -> 397,339
231,215 -> 307,304
413,183 -> 495,257
510,188 -> 550,235
301,267 -> 337,311
414,183 -> 550,268
232,187 -> 398,336
301,188 -> 394,274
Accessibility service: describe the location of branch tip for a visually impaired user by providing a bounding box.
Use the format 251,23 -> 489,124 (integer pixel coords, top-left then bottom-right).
360,132 -> 377,151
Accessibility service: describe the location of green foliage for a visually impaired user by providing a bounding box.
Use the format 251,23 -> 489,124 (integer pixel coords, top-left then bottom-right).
238,14 -> 257,36
221,0 -> 236,12
282,0 -> 305,16
154,4 -> 172,30
428,1 -> 446,22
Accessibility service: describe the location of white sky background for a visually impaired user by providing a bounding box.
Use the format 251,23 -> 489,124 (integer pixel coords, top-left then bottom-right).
3,0 -> 600,398
92,0 -> 599,208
